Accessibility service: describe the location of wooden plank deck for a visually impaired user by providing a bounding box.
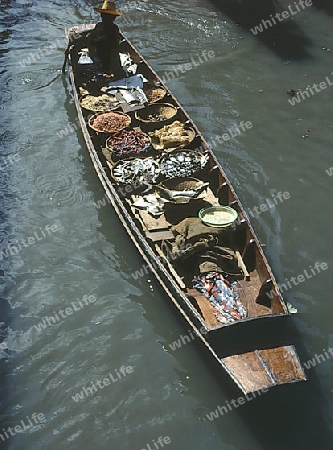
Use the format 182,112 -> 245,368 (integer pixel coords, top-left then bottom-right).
186,288 -> 222,330
222,346 -> 306,394
238,272 -> 272,317
137,209 -> 170,231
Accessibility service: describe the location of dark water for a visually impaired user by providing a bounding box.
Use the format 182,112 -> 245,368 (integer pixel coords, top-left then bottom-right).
1,0 -> 333,448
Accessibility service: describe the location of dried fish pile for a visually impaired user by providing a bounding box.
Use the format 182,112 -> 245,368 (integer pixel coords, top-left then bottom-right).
112,157 -> 160,185
80,94 -> 119,111
89,112 -> 130,133
160,151 -> 209,178
149,121 -> 194,150
106,130 -> 151,159
159,180 -> 209,204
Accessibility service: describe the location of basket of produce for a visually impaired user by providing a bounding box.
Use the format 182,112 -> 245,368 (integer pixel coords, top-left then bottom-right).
149,121 -> 196,151
111,156 -> 161,186
158,177 -> 209,204
88,111 -> 131,134
135,103 -> 177,130
160,149 -> 209,178
80,93 -> 119,112
198,205 -> 238,228
106,129 -> 153,162
144,84 -> 167,104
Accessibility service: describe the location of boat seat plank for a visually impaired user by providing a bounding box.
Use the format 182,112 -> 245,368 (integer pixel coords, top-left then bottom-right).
259,347 -> 306,384
137,209 -> 171,231
186,288 -> 222,330
145,230 -> 174,242
221,346 -> 306,394
222,350 -> 274,393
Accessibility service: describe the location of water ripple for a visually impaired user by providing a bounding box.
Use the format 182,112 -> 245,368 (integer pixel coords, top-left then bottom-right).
34,173 -> 87,207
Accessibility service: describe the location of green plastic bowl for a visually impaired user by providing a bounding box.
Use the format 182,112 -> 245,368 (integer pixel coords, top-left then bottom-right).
198,205 -> 238,228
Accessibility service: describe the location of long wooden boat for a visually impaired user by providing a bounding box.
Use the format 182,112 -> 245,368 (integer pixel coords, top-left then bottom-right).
64,24 -> 306,394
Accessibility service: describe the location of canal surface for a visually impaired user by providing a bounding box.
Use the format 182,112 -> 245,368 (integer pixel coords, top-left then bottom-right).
1,0 -> 333,448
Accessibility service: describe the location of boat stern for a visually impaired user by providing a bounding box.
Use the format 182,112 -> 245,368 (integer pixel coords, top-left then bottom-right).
221,345 -> 307,394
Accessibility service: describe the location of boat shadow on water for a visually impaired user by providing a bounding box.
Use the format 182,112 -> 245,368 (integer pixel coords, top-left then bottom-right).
311,0 -> 333,15
208,0 -> 313,60
157,299 -> 333,449
207,318 -> 333,448
119,274 -> 333,449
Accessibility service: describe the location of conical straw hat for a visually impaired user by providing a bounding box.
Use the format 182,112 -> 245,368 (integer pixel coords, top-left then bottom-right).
94,1 -> 123,16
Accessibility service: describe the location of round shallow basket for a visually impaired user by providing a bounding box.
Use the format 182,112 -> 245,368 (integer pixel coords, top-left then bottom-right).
158,176 -> 208,205
79,93 -> 119,112
88,111 -> 131,134
135,103 -> 178,130
111,157 -> 161,186
199,206 -> 238,228
149,121 -> 196,151
160,149 -> 209,178
144,84 -> 167,104
106,129 -> 153,162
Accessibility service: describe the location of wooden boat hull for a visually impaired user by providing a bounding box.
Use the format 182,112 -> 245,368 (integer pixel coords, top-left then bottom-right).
65,25 -> 306,394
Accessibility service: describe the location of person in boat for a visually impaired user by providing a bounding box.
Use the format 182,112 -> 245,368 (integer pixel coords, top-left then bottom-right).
63,1 -> 125,79
89,1 -> 125,78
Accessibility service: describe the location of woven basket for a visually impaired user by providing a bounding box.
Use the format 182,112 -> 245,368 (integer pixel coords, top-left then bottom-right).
159,149 -> 208,178
149,123 -> 196,151
158,176 -> 208,204
111,156 -> 160,185
144,84 -> 167,104
135,103 -> 178,132
79,93 -> 119,112
105,129 -> 153,162
88,111 -> 131,134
